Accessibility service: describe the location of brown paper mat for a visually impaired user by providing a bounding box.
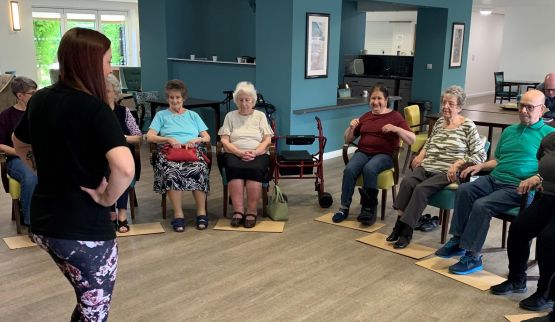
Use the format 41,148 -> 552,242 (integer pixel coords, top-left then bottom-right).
504,313 -> 547,322
214,218 -> 284,233
356,232 -> 436,259
116,222 -> 165,237
416,256 -> 506,291
3,235 -> 37,250
315,213 -> 385,233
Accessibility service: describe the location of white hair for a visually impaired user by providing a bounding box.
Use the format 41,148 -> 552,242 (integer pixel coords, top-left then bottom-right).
233,81 -> 257,105
106,73 -> 121,94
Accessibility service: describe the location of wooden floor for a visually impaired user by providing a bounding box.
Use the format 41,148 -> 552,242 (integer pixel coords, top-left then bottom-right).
0,95 -> 541,321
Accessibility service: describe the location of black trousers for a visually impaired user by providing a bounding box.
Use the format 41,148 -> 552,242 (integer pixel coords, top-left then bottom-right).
507,193 -> 555,294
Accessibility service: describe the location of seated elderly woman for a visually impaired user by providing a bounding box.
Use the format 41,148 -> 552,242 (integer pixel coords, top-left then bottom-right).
333,85 -> 415,226
218,81 -> 273,228
386,85 -> 486,249
146,79 -> 210,232
106,74 -> 142,233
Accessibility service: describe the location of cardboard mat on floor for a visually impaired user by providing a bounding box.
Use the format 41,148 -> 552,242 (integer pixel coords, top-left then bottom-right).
3,222 -> 165,250
356,232 -> 436,259
3,235 -> 37,250
116,222 -> 165,237
416,256 -> 506,291
314,213 -> 384,233
214,218 -> 284,233
504,313 -> 547,322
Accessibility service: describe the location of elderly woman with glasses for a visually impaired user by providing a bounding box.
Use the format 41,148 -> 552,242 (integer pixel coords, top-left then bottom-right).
386,85 -> 486,249
0,76 -> 38,227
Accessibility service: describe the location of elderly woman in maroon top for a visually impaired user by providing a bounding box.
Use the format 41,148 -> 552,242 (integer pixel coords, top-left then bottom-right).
332,85 -> 415,226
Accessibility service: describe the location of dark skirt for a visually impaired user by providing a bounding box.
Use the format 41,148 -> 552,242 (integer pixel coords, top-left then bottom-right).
153,145 -> 210,193
223,153 -> 269,182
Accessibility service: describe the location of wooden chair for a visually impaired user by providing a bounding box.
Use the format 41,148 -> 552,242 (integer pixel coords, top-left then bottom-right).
128,142 -> 141,221
401,104 -> 428,174
216,142 -> 276,217
342,143 -> 400,220
149,141 -> 213,219
0,152 -> 22,234
494,72 -> 519,103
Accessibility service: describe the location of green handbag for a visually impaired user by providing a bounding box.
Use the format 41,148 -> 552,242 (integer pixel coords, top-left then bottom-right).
268,185 -> 288,221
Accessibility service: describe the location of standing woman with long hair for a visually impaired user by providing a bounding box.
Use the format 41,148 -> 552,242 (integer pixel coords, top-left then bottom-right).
12,28 -> 134,321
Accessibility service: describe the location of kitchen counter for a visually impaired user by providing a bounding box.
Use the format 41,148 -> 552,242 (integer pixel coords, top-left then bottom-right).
344,74 -> 412,80
292,97 -> 367,115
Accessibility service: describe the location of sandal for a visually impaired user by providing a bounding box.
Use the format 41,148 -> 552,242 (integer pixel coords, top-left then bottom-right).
230,211 -> 244,227
117,219 -> 130,233
171,218 -> 185,232
196,215 -> 209,230
243,214 -> 257,229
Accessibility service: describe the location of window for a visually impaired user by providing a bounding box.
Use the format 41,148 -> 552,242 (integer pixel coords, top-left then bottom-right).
32,8 -> 131,87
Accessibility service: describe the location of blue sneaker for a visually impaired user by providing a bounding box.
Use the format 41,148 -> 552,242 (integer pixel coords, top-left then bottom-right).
435,237 -> 465,258
449,253 -> 483,275
332,210 -> 349,223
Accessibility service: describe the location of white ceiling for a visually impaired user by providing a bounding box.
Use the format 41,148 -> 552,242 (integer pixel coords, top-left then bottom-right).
472,0 -> 553,14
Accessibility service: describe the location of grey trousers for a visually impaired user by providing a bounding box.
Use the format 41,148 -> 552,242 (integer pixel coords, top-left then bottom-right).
392,166 -> 451,228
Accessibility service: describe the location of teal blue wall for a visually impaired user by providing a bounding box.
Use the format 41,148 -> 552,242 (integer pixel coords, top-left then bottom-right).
139,0 -> 472,152
138,0 -> 168,93
338,1 -> 366,83
255,0 -> 294,139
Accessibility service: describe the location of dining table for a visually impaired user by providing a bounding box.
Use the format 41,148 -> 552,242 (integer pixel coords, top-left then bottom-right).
146,97 -> 222,131
427,106 -> 520,159
503,79 -> 541,96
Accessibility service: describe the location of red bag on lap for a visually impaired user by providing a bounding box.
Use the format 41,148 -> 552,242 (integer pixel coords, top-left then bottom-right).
162,144 -> 210,164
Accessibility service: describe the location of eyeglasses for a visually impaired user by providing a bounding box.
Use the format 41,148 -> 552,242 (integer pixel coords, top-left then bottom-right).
441,101 -> 459,109
517,103 -> 543,112
543,88 -> 555,93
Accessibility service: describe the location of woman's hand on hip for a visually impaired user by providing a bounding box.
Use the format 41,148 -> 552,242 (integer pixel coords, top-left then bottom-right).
81,177 -> 112,207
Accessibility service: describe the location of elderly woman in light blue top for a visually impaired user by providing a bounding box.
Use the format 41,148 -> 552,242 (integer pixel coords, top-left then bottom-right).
146,79 -> 210,232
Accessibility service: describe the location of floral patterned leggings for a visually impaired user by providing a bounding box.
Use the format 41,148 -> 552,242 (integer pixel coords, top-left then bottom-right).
32,234 -> 118,322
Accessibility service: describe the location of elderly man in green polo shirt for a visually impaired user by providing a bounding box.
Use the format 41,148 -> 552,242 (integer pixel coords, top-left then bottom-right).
435,89 -> 555,275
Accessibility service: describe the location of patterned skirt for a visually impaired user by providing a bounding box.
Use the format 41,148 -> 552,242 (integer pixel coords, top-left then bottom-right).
153,145 -> 210,194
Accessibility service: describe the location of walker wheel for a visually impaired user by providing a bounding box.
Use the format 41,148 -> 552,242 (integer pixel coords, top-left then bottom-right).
318,192 -> 333,208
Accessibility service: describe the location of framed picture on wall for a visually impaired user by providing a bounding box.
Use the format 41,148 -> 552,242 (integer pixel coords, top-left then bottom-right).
305,13 -> 330,78
449,22 -> 465,68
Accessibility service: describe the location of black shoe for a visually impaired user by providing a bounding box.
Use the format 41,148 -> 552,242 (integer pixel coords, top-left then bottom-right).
357,187 -> 377,226
520,291 -> 554,311
415,214 -> 431,231
393,222 -> 413,249
357,208 -> 377,226
386,217 -> 402,242
420,216 -> 439,232
490,280 -> 527,295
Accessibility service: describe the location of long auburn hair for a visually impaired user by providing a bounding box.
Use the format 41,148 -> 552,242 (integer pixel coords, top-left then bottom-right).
57,27 -> 111,103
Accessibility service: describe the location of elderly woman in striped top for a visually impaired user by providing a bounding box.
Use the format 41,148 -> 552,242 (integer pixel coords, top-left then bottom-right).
386,85 -> 486,249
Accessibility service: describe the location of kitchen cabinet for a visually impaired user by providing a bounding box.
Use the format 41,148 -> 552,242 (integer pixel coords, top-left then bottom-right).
344,76 -> 395,97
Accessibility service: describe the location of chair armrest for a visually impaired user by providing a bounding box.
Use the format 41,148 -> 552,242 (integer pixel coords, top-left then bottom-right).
342,142 -> 358,165
392,146 -> 400,183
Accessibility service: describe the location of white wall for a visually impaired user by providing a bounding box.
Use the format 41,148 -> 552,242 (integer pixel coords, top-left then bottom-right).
500,5 -> 555,81
364,11 -> 416,56
0,0 -> 139,83
0,0 -> 38,79
464,12 -> 504,97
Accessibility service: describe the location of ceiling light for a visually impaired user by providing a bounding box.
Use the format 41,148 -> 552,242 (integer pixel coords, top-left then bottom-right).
479,9 -> 492,16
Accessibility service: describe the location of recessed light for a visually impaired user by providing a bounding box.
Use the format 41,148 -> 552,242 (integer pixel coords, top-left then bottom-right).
479,9 -> 493,16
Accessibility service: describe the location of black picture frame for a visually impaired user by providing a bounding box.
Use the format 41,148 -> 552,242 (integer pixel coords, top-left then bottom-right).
449,22 -> 465,69
305,13 -> 330,79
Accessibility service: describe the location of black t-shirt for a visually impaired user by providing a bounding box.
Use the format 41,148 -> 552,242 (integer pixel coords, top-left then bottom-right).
14,83 -> 127,240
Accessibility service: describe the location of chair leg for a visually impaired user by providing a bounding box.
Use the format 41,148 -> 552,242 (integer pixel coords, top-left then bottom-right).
501,220 -> 508,249
440,209 -> 450,244
223,185 -> 228,218
129,187 -> 136,221
402,148 -> 412,174
13,199 -> 22,235
161,193 -> 167,219
391,185 -> 397,204
262,187 -> 268,217
381,189 -> 387,221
